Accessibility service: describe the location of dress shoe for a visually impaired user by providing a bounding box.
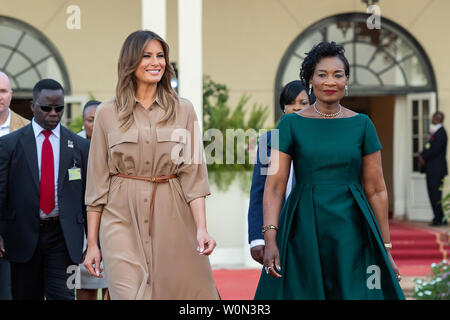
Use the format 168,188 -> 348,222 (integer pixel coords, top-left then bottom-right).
429,220 -> 448,226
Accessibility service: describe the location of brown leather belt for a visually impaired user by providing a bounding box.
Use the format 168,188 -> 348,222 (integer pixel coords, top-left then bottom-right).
115,173 -> 178,236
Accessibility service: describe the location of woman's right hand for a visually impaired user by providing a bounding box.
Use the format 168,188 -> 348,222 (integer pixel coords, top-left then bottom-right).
263,240 -> 282,278
83,245 -> 103,278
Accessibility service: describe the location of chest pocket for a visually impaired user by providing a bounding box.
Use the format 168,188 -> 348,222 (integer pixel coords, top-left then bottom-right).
108,129 -> 139,148
107,129 -> 139,173
156,127 -> 187,165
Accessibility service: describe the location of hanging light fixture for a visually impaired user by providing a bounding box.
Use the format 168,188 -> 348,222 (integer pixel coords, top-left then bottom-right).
362,0 -> 379,6
170,62 -> 179,93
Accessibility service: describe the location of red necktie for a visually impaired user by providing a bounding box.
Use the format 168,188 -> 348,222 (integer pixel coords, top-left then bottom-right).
40,130 -> 55,215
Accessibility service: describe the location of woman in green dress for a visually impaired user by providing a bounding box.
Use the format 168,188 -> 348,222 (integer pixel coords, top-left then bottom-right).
254,42 -> 405,300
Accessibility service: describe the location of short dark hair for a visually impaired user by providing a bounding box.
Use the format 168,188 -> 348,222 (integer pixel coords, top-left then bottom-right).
83,100 -> 101,118
434,111 -> 445,123
300,41 -> 350,89
32,79 -> 64,101
279,80 -> 308,111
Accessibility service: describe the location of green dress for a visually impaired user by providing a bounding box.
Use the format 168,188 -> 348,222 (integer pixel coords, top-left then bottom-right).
254,113 -> 405,300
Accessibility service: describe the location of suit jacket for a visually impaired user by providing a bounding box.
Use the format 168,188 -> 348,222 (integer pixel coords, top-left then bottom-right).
9,110 -> 29,133
247,131 -> 295,243
421,126 -> 448,178
0,123 -> 90,264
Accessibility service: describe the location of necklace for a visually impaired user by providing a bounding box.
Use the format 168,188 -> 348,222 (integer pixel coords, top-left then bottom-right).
313,102 -> 342,118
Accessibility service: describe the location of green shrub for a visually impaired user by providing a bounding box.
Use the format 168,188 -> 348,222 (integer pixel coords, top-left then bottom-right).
413,260 -> 450,299
203,76 -> 270,191
68,116 -> 83,134
441,187 -> 450,223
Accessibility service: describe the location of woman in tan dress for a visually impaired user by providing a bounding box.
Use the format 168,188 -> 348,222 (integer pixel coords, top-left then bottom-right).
83,30 -> 220,300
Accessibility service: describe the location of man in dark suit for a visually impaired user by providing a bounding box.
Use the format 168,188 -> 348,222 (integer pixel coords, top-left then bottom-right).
419,111 -> 448,226
247,131 -> 296,264
248,131 -> 272,264
248,81 -> 311,265
0,79 -> 90,299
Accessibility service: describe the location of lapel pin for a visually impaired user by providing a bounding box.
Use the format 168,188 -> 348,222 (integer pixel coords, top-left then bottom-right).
68,140 -> 74,148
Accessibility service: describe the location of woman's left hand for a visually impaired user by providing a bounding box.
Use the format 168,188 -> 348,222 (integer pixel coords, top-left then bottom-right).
196,229 -> 216,256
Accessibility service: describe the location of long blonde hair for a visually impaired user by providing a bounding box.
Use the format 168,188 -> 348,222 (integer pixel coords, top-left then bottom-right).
115,30 -> 178,131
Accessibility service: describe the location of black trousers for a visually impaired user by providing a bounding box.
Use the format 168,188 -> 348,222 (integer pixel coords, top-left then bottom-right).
10,219 -> 75,300
426,173 -> 445,223
0,257 -> 11,300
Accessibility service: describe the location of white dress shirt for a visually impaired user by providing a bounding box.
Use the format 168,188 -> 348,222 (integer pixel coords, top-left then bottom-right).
285,162 -> 295,201
430,123 -> 443,135
32,119 -> 60,219
0,109 -> 11,137
77,130 -> 86,139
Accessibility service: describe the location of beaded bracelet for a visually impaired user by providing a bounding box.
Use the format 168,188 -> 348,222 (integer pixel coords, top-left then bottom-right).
262,225 -> 278,235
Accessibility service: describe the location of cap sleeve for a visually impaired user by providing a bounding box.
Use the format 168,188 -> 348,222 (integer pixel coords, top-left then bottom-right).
268,114 -> 293,155
363,115 -> 382,155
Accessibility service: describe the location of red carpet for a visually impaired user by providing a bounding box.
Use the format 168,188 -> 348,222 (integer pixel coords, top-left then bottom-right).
213,269 -> 261,300
389,221 -> 449,271
212,221 -> 449,300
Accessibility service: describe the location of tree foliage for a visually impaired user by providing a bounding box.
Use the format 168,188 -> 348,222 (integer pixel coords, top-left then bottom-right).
203,76 -> 270,191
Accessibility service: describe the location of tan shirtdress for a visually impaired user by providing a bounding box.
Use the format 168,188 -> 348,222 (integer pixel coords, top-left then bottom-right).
85,96 -> 220,300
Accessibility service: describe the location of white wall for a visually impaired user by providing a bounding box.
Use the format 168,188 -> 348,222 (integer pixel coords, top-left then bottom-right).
206,176 -> 261,268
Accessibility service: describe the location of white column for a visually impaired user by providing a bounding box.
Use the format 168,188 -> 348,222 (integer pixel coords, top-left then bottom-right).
393,96 -> 408,219
178,0 -> 203,130
141,0 -> 166,39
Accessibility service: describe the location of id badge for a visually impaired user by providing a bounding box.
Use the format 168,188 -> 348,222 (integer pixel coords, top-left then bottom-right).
68,166 -> 82,181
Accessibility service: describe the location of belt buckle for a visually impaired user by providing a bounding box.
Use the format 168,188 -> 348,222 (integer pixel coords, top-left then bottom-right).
40,216 -> 58,225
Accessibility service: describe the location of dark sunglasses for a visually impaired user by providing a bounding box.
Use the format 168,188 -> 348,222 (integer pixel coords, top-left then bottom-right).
34,102 -> 64,112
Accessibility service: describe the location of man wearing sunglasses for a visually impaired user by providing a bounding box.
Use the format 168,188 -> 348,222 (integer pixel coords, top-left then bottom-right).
0,79 -> 90,300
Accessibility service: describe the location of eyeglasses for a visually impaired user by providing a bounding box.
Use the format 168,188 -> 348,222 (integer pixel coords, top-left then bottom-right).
34,102 -> 64,113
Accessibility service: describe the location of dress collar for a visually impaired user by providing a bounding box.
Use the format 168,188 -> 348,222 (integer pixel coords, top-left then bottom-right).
32,118 -> 61,139
135,92 -> 166,110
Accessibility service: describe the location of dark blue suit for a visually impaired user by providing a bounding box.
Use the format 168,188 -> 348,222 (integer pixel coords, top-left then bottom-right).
248,131 -> 294,244
248,132 -> 272,243
421,126 -> 448,224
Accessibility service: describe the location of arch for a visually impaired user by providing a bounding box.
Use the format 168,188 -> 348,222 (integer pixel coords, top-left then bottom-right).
0,15 -> 71,96
274,13 -> 436,120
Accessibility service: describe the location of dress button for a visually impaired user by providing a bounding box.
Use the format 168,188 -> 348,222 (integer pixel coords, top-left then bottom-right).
146,141 -> 150,144
146,161 -> 150,165
144,219 -> 148,223
144,198 -> 148,203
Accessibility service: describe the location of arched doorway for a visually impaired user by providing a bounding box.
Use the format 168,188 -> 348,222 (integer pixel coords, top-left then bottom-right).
0,16 -> 71,120
275,13 -> 437,221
